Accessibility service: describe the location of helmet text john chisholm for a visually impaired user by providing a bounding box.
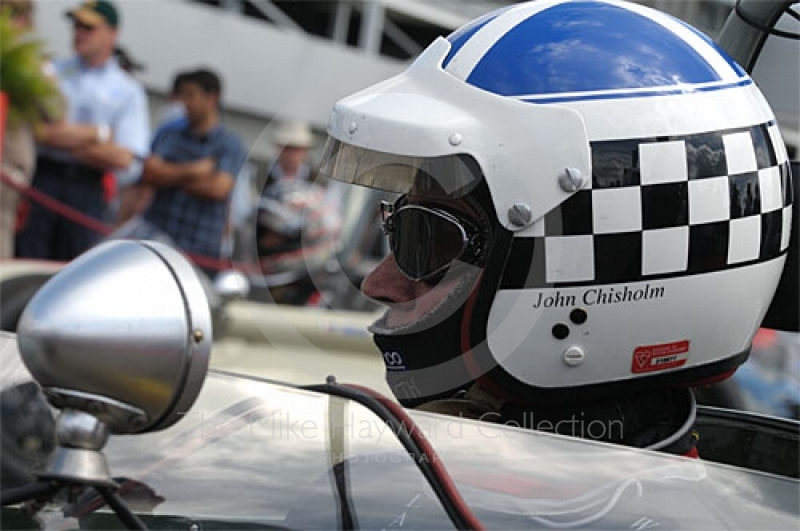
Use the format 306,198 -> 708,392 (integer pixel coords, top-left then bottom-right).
532,284 -> 666,308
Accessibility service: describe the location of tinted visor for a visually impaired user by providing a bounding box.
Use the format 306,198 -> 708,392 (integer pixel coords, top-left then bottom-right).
320,139 -> 482,199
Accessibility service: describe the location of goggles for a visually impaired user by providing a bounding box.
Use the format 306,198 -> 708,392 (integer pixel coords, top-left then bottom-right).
381,198 -> 486,283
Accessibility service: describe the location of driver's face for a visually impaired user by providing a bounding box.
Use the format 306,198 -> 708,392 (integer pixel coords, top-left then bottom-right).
360,196 -> 482,329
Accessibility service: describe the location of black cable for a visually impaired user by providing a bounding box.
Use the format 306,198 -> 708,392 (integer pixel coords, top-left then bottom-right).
331,460 -> 359,530
303,383 -> 474,531
4,482 -> 146,530
787,7 -> 800,22
96,486 -> 148,530
735,0 -> 800,40
1,481 -> 62,506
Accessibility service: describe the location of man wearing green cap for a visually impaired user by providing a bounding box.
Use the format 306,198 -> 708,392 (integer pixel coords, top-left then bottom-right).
15,0 -> 150,261
66,1 -> 120,67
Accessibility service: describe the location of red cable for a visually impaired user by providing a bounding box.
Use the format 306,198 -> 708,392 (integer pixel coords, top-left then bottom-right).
342,383 -> 486,531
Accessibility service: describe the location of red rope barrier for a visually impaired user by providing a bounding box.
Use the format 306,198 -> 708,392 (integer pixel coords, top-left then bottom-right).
1,169 -> 258,274
2,168 -> 114,236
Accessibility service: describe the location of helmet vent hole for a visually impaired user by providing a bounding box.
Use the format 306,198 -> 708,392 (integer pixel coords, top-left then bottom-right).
552,323 -> 570,340
570,308 -> 588,325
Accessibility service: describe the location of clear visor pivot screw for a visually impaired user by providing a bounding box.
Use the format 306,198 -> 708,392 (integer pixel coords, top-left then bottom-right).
507,203 -> 533,228
559,167 -> 586,192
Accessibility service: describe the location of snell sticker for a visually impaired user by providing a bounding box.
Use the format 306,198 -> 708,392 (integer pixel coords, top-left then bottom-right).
631,340 -> 690,374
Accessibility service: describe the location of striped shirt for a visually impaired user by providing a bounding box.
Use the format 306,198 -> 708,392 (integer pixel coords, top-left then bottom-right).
143,124 -> 246,260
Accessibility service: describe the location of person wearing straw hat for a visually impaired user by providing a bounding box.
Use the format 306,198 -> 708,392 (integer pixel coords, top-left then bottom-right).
265,119 -> 316,187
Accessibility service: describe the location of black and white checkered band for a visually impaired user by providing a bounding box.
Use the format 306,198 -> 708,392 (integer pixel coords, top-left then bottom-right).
501,121 -> 794,289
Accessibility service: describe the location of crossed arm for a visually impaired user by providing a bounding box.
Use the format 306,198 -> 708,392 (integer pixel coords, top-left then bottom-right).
141,155 -> 234,201
36,122 -> 135,170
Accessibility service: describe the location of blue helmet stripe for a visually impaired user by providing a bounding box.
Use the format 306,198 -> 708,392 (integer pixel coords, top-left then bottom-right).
464,1 -> 735,97
443,6 -> 513,69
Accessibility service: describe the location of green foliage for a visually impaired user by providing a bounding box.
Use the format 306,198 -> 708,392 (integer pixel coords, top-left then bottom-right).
0,11 -> 61,127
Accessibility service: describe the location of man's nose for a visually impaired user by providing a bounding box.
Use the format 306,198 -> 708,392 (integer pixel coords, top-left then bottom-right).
361,254 -> 416,304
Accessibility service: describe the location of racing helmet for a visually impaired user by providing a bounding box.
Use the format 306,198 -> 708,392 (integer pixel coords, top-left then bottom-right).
321,0 -> 794,403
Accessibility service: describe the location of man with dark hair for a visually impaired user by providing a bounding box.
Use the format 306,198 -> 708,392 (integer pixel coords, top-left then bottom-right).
113,68 -> 246,267
185,68 -> 221,95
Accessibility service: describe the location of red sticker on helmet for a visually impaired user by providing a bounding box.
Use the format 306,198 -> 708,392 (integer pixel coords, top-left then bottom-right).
631,340 -> 690,374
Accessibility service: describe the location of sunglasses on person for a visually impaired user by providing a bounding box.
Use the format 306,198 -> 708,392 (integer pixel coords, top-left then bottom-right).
380,198 -> 487,283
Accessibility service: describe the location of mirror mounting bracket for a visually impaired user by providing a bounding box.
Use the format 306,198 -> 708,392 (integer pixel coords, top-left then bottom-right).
44,388 -> 149,434
38,409 -> 117,488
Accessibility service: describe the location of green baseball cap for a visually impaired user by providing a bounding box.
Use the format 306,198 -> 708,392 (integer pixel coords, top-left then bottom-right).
66,0 -> 119,29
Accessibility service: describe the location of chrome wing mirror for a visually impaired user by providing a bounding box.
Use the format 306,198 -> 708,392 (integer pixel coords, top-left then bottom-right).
16,240 -> 212,487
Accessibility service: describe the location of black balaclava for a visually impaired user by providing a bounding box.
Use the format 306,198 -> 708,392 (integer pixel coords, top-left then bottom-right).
370,266 -> 482,408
